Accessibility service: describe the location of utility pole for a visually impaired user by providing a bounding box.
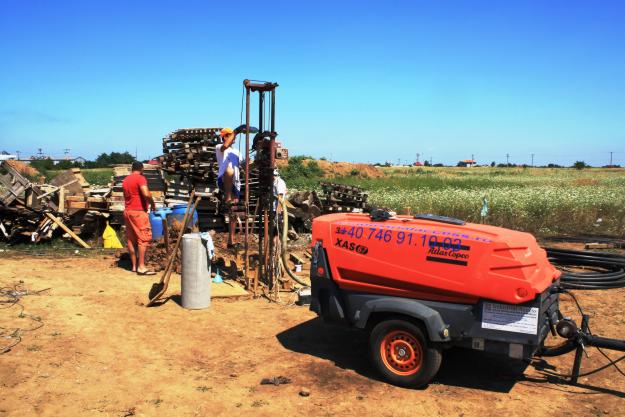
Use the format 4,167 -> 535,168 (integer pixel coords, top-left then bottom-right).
506,153 -> 510,166
37,148 -> 43,158
16,150 -> 21,160
63,148 -> 71,160
610,151 -> 613,166
430,157 -> 433,166
416,153 -> 420,163
397,158 -> 401,166
531,153 -> 535,167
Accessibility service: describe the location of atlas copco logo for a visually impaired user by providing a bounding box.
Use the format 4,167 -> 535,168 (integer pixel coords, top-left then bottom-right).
334,238 -> 369,255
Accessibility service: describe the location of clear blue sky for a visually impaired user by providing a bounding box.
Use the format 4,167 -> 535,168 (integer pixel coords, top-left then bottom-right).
1,0 -> 624,166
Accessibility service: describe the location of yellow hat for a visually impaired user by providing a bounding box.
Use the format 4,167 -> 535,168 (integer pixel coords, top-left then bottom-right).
220,127 -> 234,137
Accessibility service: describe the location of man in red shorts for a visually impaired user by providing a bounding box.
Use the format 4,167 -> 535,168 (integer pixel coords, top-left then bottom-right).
123,161 -> 156,275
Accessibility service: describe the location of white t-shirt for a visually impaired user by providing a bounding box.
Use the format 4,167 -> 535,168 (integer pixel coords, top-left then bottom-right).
273,176 -> 287,211
216,144 -> 241,190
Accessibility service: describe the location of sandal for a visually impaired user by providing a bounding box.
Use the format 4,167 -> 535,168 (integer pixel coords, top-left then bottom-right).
137,270 -> 157,276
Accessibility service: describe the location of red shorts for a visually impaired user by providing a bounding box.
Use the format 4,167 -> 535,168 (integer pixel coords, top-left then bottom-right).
124,210 -> 152,247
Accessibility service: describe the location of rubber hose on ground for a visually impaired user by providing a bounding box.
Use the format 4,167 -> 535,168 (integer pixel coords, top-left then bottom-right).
545,247 -> 625,290
280,198 -> 308,286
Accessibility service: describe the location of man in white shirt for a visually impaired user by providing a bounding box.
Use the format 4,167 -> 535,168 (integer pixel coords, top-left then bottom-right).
273,169 -> 287,212
272,169 -> 287,247
217,127 -> 242,247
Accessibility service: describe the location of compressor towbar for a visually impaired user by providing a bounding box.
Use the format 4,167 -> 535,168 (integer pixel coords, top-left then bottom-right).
538,286 -> 625,384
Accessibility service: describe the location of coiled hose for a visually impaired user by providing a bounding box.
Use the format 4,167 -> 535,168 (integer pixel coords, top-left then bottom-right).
545,247 -> 625,290
280,198 -> 308,286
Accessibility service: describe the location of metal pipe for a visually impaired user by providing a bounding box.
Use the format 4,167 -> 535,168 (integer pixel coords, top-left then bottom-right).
271,89 -> 276,133
244,81 -> 251,289
585,335 -> 625,352
267,89 -> 277,288
259,91 -> 264,133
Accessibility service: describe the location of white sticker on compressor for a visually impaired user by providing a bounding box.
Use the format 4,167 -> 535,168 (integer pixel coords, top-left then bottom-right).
481,302 -> 539,335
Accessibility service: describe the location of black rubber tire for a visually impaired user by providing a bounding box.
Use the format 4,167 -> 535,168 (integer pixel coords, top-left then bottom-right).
369,319 -> 442,388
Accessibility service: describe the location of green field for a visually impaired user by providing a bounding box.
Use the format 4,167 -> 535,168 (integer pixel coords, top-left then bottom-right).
43,168 -> 113,186
328,166 -> 625,236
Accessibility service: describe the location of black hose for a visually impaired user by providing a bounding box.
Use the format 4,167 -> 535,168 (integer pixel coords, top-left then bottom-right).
545,247 -> 625,290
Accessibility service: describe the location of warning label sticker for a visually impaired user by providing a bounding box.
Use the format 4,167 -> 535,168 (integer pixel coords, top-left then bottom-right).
481,302 -> 539,335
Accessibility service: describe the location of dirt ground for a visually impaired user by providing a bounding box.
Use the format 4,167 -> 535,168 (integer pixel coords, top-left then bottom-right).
1,252 -> 624,417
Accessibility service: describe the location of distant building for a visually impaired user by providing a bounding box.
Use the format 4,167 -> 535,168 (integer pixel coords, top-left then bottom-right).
0,151 -> 17,161
460,159 -> 476,167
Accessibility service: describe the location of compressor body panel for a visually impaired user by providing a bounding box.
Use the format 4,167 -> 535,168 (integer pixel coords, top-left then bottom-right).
311,213 -> 560,305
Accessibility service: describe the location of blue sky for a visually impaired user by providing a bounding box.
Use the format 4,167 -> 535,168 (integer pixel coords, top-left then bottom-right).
1,1 -> 624,166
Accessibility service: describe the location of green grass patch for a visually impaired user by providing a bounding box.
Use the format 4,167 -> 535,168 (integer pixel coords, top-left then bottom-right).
327,167 -> 625,236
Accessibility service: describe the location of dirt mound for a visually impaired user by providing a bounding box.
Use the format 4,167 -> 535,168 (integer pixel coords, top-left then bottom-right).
5,160 -> 40,177
276,158 -> 383,178
315,160 -> 383,178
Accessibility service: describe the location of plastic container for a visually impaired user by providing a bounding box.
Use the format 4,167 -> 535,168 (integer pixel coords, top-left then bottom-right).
149,212 -> 164,240
149,208 -> 172,240
168,204 -> 198,229
181,233 -> 211,309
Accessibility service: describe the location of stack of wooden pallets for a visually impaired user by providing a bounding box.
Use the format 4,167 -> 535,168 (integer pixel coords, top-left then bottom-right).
320,182 -> 369,214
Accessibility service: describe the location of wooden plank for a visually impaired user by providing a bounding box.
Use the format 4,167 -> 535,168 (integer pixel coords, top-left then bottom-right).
44,212 -> 91,249
289,253 -> 305,265
584,243 -> 613,249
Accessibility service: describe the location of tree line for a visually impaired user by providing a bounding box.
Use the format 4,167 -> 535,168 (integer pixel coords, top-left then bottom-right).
29,152 -> 136,172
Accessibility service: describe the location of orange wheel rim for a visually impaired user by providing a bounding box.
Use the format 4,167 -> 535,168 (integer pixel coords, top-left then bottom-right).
380,330 -> 423,376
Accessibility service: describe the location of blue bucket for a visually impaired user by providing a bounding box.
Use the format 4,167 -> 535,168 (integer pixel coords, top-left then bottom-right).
168,204 -> 198,228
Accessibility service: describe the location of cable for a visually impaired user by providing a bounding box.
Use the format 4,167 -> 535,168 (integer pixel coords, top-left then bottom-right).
554,288 -> 625,378
279,197 -> 308,286
538,354 -> 625,379
545,248 -> 625,289
0,283 -> 48,353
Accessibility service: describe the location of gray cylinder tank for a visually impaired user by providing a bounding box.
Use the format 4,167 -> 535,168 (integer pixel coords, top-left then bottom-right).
181,233 -> 211,309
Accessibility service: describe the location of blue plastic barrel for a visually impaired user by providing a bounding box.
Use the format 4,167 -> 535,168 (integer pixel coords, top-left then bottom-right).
149,212 -> 164,240
168,204 -> 198,228
149,208 -> 172,240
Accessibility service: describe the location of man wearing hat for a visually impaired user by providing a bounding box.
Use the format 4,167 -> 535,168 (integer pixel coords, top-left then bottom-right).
216,127 -> 241,248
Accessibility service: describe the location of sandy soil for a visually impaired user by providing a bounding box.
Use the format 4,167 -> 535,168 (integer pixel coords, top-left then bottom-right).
1,253 -> 624,417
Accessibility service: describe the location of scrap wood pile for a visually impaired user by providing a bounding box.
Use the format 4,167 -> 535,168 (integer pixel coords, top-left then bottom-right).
159,128 -> 224,230
0,161 -> 104,247
158,128 -> 261,232
319,182 -> 369,213
287,182 -> 370,233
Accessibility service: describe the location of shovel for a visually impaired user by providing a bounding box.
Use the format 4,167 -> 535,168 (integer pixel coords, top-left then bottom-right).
147,191 -> 200,305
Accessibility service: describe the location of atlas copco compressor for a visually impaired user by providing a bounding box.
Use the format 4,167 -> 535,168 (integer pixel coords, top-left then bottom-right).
309,212 -> 625,387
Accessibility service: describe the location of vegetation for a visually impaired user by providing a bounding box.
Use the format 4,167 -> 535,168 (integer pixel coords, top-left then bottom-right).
88,151 -> 135,168
80,168 -> 114,185
280,156 -> 324,188
335,166 -> 625,236
27,151 -> 134,183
